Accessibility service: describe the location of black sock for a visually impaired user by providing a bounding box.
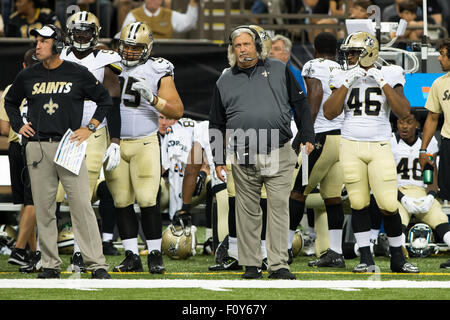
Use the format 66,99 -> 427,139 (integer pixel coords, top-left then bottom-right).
289,198 -> 305,230
140,205 -> 162,240
116,205 -> 138,240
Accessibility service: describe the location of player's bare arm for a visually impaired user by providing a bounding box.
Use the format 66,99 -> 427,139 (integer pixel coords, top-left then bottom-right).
305,77 -> 323,123
383,84 -> 410,120
419,111 -> 440,170
323,87 -> 346,120
156,76 -> 184,120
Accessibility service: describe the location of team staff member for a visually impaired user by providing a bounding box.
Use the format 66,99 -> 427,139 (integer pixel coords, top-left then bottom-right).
209,25 -> 314,280
420,39 -> 450,202
4,24 -> 111,279
0,48 -> 39,269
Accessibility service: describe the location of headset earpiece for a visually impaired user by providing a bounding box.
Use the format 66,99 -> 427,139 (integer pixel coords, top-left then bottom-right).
47,24 -> 64,55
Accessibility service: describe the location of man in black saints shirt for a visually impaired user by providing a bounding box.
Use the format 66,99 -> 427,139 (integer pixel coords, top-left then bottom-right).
4,24 -> 112,279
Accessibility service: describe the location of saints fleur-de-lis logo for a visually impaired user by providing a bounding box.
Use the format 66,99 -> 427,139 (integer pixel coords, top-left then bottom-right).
43,98 -> 59,115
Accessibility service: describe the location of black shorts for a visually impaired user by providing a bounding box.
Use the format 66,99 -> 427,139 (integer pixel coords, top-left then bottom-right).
438,137 -> 450,201
8,141 -> 33,206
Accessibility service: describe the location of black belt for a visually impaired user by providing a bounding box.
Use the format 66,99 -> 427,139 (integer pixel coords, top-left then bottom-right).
29,136 -> 62,142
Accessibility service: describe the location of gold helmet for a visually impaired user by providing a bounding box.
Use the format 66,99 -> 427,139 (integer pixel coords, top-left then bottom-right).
0,224 -> 17,249
162,224 -> 197,260
57,225 -> 74,255
66,11 -> 101,51
248,25 -> 272,58
119,22 -> 153,67
340,31 -> 378,68
291,230 -> 304,257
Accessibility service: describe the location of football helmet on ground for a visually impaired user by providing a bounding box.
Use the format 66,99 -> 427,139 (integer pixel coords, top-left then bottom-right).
66,11 -> 101,51
0,224 -> 17,249
407,223 -> 437,258
57,224 -> 74,255
291,229 -> 304,257
119,22 -> 153,67
162,224 -> 197,260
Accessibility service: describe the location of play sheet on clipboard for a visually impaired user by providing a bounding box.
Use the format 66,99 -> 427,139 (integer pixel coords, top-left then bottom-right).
53,129 -> 87,175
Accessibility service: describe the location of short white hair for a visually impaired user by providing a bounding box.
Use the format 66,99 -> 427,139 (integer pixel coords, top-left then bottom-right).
271,34 -> 292,54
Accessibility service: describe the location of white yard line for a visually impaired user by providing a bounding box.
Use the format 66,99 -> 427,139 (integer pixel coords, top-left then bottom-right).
0,279 -> 449,291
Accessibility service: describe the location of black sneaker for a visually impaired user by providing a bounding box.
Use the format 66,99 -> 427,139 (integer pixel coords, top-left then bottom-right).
261,258 -> 268,271
203,237 -> 214,256
268,268 -> 296,280
209,256 -> 242,271
214,235 -> 229,264
148,250 -> 165,274
287,249 -> 293,265
440,259 -> 450,269
19,251 -> 41,273
91,268 -> 111,279
37,268 -> 60,279
391,259 -> 420,273
242,266 -> 263,279
308,249 -> 346,268
113,250 -> 143,272
8,248 -> 29,266
70,252 -> 87,273
103,241 -> 120,256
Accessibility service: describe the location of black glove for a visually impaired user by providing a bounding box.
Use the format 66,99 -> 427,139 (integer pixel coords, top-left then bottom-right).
172,209 -> 192,228
193,170 -> 207,197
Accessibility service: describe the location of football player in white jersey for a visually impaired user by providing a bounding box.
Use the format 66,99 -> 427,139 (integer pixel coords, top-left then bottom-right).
289,32 -> 346,268
391,109 -> 450,265
57,11 -> 122,271
107,22 -> 183,273
323,31 -> 418,273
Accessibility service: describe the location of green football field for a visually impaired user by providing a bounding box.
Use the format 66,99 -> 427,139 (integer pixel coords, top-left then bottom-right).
0,226 -> 449,303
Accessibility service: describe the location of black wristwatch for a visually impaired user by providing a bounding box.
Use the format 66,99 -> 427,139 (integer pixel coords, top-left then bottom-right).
87,123 -> 96,132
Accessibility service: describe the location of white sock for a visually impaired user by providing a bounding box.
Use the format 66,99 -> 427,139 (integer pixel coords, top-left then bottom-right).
122,238 -> 139,255
329,229 -> 343,254
388,235 -> 403,248
73,238 -> 80,254
228,236 -> 238,260
354,231 -> 371,248
308,227 -> 316,240
401,233 -> 406,246
443,231 -> 450,247
36,239 -> 40,251
205,228 -> 212,240
370,229 -> 379,242
288,230 -> 296,248
102,233 -> 113,242
147,239 -> 162,252
261,240 -> 267,259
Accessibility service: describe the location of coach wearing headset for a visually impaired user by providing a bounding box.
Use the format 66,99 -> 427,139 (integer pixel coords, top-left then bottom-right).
4,24 -> 112,279
209,25 -> 315,280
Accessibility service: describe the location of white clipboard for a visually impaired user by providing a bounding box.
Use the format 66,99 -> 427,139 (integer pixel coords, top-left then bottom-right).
53,129 -> 87,175
301,145 -> 308,186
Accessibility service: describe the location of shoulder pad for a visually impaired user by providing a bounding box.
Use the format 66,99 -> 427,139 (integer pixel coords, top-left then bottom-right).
329,68 -> 345,90
149,57 -> 174,77
40,8 -> 52,14
382,65 -> 405,88
95,49 -> 122,66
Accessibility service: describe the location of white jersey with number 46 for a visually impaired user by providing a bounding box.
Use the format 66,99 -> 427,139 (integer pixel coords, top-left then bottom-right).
330,65 -> 405,141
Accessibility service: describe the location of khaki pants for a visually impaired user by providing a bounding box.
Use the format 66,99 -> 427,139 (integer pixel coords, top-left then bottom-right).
232,142 -> 297,272
26,141 -> 107,271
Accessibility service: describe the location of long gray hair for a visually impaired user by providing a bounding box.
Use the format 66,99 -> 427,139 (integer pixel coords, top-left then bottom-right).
227,27 -> 270,67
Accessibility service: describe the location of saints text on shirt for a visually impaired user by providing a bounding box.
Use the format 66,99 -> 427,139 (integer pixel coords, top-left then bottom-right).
31,81 -> 74,95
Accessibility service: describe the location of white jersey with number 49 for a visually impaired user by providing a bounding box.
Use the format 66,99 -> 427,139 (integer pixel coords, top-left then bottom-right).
302,58 -> 343,133
330,65 -> 405,141
60,48 -> 122,129
119,57 -> 174,138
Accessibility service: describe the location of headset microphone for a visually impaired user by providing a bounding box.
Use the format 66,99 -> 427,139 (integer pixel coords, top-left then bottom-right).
243,57 -> 254,61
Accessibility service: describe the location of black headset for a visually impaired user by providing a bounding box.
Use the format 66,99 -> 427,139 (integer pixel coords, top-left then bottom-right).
47,24 -> 65,55
228,25 -> 262,54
